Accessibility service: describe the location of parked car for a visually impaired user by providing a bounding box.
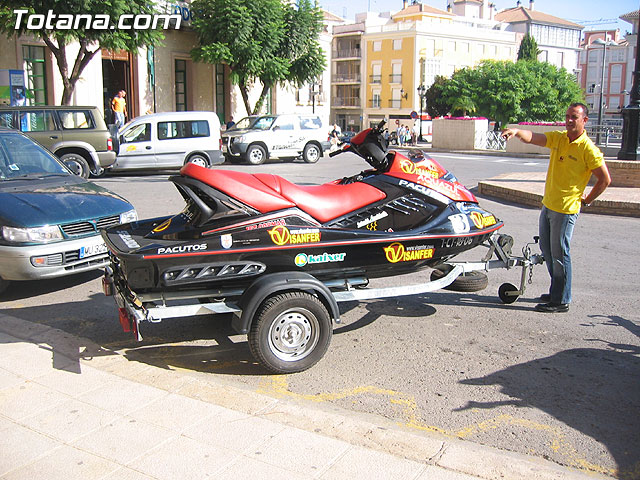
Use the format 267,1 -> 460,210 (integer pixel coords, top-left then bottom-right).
111,111 -> 224,172
221,114 -> 331,165
0,105 -> 116,179
338,130 -> 357,145
0,128 -> 136,294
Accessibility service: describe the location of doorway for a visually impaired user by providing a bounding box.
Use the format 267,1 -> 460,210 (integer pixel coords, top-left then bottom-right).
102,52 -> 132,126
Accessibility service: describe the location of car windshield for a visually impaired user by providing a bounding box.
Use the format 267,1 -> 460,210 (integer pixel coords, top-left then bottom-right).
252,116 -> 276,130
231,117 -> 258,130
0,133 -> 69,181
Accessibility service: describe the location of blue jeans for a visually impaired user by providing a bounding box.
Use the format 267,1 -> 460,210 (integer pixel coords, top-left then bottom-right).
538,206 -> 578,305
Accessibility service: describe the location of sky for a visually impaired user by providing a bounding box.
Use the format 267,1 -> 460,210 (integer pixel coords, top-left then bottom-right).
317,0 -> 639,35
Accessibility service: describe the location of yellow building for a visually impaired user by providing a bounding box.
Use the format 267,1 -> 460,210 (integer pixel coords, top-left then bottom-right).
361,1 -> 518,129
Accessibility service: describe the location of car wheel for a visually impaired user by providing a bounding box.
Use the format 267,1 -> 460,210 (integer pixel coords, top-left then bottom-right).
248,291 -> 332,374
186,154 -> 210,168
59,153 -> 91,179
246,145 -> 267,165
303,143 -> 321,163
91,166 -> 106,178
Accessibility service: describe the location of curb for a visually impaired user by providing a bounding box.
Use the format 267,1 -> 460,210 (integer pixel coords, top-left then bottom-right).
0,312 -> 612,480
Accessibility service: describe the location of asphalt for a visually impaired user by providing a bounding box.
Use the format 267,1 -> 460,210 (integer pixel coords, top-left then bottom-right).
0,146 -> 634,480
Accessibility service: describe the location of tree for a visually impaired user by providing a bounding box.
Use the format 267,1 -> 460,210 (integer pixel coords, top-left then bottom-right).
518,34 -> 541,61
0,1 -> 165,105
424,75 -> 451,117
190,0 -> 325,116
438,60 -> 584,126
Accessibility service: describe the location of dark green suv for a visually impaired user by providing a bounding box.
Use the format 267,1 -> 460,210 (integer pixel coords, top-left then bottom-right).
0,105 -> 116,178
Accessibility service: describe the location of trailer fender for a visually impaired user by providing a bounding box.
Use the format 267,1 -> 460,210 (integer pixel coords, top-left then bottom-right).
232,272 -> 340,334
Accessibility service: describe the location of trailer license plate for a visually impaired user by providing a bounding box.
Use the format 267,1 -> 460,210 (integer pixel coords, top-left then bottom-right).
79,242 -> 108,259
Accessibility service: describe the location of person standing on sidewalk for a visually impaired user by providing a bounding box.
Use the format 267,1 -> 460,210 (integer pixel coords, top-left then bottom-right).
501,103 -> 611,313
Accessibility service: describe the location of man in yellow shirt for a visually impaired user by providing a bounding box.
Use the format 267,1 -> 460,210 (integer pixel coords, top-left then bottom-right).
111,90 -> 127,127
501,103 -> 611,313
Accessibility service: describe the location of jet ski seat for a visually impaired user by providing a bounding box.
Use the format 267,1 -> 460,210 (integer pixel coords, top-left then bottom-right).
180,163 -> 386,223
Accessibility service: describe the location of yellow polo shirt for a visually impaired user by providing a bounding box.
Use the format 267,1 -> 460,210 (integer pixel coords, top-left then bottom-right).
543,130 -> 604,214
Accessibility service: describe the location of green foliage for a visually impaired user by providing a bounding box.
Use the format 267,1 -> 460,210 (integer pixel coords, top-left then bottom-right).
517,34 -> 541,61
436,60 -> 584,126
424,76 -> 450,118
191,0 -> 325,115
0,0 -> 164,104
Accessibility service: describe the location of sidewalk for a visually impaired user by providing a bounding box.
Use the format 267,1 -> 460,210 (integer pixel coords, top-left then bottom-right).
0,313 -> 610,480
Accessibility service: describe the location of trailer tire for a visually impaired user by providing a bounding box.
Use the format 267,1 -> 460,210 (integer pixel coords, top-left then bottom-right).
249,291 -> 332,374
430,265 -> 488,292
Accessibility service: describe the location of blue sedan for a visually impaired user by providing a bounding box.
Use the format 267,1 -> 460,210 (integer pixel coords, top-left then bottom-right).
0,128 -> 136,293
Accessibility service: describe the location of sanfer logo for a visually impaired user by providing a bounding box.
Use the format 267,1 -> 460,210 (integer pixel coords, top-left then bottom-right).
268,225 -> 290,246
383,242 -> 405,263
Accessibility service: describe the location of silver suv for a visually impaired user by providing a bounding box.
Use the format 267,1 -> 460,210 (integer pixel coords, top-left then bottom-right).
0,105 -> 116,178
221,114 -> 331,165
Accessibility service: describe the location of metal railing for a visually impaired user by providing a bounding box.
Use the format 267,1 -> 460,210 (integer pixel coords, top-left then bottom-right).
332,48 -> 361,59
586,124 -> 623,146
388,99 -> 402,108
332,73 -> 361,83
333,97 -> 361,107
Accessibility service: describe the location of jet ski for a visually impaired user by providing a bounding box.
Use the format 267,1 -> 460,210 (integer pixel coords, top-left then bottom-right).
102,120 -> 540,373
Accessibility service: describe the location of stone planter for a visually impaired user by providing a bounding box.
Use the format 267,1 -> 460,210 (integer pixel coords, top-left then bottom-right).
504,124 -> 563,154
432,118 -> 489,150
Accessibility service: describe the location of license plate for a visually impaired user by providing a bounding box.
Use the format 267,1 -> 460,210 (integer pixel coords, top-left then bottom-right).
79,242 -> 108,259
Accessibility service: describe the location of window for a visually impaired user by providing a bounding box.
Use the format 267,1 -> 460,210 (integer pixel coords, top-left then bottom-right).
393,39 -> 402,50
371,63 -> 382,83
273,117 -> 295,130
372,91 -> 381,108
57,110 -> 94,129
300,116 -> 322,130
175,59 -> 188,111
22,45 -> 47,105
158,120 -> 210,140
123,123 -> 151,143
390,62 -> 402,83
610,64 -> 623,94
373,41 -> 382,52
19,110 -> 56,132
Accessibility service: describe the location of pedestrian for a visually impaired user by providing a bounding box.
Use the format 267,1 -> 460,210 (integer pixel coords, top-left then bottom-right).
329,124 -> 339,151
111,89 -> 127,127
501,103 -> 611,313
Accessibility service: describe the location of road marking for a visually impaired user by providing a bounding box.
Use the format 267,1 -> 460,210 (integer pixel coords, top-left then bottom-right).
258,376 -> 619,478
523,162 -> 540,166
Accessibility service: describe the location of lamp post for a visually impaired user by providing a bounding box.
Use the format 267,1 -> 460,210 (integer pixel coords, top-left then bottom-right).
417,84 -> 426,142
618,22 -> 640,160
592,38 -> 615,145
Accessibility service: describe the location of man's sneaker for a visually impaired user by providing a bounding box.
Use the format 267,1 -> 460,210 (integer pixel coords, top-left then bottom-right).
539,294 -> 551,302
535,302 -> 569,313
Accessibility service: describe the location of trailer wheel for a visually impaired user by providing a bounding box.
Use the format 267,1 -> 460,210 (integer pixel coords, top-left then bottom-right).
430,265 -> 488,292
498,283 -> 519,304
249,291 -> 332,374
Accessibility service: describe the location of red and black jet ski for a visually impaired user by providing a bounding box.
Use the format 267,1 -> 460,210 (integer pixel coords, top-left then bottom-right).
102,120 -> 502,295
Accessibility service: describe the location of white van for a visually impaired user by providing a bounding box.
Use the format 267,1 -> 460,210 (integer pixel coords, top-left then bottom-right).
111,111 -> 223,171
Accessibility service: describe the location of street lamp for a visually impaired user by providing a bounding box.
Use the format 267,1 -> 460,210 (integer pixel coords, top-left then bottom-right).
593,38 -> 616,145
618,24 -> 640,160
417,84 -> 426,142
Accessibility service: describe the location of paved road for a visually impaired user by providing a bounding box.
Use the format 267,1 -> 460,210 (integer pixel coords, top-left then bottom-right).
2,152 -> 639,479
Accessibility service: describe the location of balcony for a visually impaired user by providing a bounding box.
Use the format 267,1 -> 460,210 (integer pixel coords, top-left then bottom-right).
370,75 -> 382,84
389,74 -> 402,83
332,73 -> 361,83
388,99 -> 402,108
333,97 -> 361,107
370,99 -> 381,108
333,48 -> 361,59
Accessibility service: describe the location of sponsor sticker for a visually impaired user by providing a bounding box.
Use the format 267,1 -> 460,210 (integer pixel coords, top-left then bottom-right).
448,214 -> 470,234
221,234 -> 233,249
268,226 -> 321,246
295,252 -> 346,267
383,242 -> 434,263
356,211 -> 388,229
153,218 -> 171,233
246,218 -> 286,231
117,231 -> 141,249
157,243 -> 207,255
399,158 -> 439,179
469,212 -> 497,229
